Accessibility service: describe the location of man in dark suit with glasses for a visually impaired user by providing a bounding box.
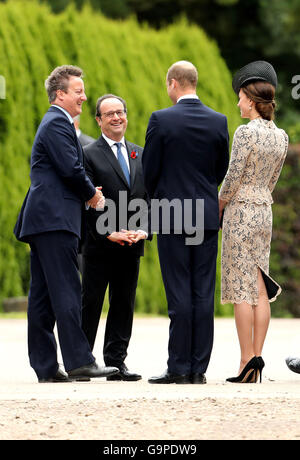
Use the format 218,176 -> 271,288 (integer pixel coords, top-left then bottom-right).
81,94 -> 150,381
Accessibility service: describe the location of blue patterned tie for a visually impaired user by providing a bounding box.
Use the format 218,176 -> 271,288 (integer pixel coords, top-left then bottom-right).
115,142 -> 130,186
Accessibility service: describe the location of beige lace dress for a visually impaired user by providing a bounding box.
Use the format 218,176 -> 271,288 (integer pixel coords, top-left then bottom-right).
219,118 -> 289,305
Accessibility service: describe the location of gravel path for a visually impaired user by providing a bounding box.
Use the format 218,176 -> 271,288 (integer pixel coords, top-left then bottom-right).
1,317 -> 300,440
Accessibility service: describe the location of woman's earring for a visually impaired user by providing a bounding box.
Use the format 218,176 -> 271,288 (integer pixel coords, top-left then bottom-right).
249,106 -> 252,110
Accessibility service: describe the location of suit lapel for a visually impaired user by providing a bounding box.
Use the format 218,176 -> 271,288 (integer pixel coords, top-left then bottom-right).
98,136 -> 131,189
126,140 -> 137,189
72,124 -> 84,163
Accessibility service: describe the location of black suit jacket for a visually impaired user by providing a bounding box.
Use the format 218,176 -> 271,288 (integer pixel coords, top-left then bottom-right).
142,98 -> 229,231
82,135 -> 149,257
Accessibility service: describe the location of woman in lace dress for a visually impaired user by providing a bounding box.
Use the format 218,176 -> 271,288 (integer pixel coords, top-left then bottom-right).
219,61 -> 289,382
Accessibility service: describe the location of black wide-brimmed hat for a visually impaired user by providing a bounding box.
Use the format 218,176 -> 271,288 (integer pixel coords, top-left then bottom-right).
232,60 -> 277,94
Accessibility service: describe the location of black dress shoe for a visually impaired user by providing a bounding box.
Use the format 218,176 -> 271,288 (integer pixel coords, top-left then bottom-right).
68,361 -> 119,380
286,356 -> 300,374
148,370 -> 190,384
190,373 -> 207,384
38,367 -> 71,383
107,364 -> 142,381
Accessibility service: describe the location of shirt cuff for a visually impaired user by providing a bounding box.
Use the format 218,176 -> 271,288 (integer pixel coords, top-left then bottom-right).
137,229 -> 148,239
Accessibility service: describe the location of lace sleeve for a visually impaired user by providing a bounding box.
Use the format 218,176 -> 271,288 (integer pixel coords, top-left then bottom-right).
219,125 -> 254,202
268,131 -> 289,193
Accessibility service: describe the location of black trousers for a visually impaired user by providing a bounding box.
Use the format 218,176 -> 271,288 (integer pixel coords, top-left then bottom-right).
81,248 -> 140,367
157,230 -> 218,375
27,231 -> 95,379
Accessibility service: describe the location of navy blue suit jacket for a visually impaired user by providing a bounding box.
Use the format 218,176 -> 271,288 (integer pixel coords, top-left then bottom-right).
142,98 -> 229,231
14,106 -> 95,242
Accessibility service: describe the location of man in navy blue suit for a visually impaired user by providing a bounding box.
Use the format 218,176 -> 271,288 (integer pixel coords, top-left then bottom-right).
14,65 -> 119,382
143,61 -> 229,384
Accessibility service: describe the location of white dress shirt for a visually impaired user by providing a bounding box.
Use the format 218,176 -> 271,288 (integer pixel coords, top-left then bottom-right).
177,94 -> 199,103
102,133 -> 130,172
102,133 -> 147,238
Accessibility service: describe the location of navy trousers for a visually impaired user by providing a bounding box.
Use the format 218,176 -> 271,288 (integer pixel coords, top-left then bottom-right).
157,230 -> 218,375
27,231 -> 94,379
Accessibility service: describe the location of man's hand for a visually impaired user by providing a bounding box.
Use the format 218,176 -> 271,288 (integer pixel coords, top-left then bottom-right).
218,198 -> 227,228
107,230 -> 136,246
87,186 -> 105,209
127,230 -> 147,243
107,229 -> 147,246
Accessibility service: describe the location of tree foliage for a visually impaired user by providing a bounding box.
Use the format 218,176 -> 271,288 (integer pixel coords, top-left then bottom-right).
25,0 -> 300,137
271,148 -> 300,317
0,0 -> 240,315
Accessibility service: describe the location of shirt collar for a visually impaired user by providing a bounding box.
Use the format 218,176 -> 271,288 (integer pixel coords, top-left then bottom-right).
177,94 -> 199,103
102,133 -> 126,148
51,104 -> 74,124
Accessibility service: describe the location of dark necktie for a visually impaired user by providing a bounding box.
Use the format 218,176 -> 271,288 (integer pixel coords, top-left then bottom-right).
115,142 -> 130,186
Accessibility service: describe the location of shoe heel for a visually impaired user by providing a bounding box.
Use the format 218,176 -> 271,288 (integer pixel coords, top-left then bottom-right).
256,356 -> 264,383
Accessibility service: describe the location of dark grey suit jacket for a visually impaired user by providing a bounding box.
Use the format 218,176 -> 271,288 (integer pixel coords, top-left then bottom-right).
82,135 -> 150,257
78,131 -> 96,147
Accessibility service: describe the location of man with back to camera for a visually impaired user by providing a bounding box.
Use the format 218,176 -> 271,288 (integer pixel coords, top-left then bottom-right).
14,65 -> 119,382
142,61 -> 229,384
81,94 -> 150,381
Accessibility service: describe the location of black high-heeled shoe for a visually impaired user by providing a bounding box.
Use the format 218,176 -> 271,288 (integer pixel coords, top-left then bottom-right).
226,356 -> 261,383
257,356 -> 265,370
256,356 -> 265,383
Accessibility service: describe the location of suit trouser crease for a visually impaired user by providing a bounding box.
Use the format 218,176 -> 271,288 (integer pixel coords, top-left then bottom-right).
81,249 -> 140,367
157,231 -> 218,375
28,231 -> 94,379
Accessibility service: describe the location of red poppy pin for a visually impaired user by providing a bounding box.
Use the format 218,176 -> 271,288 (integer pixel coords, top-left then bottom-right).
131,150 -> 138,159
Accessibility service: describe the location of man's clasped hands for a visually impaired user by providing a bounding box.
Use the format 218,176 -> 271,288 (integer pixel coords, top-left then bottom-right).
86,186 -> 146,246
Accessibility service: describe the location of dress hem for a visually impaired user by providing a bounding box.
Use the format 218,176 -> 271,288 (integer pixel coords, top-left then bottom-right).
221,266 -> 282,306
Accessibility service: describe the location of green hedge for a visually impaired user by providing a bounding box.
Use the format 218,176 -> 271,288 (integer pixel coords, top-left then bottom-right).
270,147 -> 300,317
0,0 -> 241,314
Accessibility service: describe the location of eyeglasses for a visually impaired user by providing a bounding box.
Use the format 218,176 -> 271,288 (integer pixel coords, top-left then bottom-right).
99,110 -> 127,119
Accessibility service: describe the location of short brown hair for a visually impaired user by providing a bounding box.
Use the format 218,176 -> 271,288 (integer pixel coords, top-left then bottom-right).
45,65 -> 83,103
242,81 -> 276,121
167,61 -> 198,89
95,94 -> 127,117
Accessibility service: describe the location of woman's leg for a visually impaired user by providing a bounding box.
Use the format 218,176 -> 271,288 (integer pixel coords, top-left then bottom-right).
234,269 -> 270,374
253,268 -> 271,356
234,302 -> 255,373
